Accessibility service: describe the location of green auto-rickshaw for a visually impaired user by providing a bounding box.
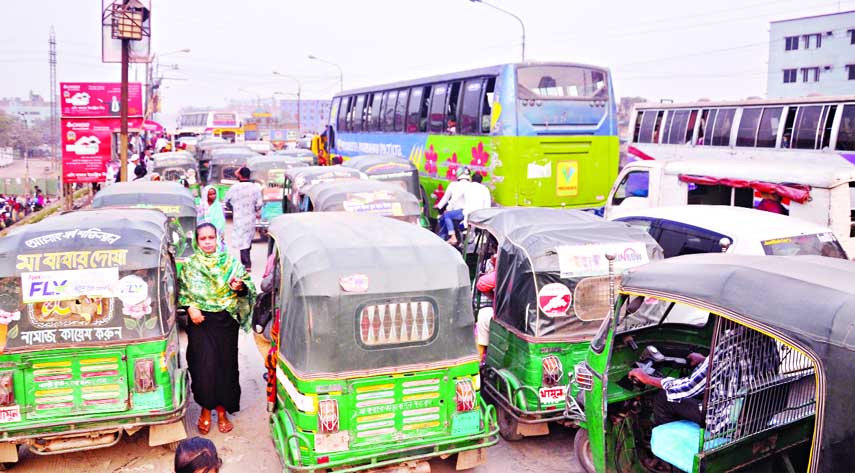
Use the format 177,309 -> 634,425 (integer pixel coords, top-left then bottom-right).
247,155 -> 309,239
341,154 -> 429,227
91,181 -> 197,268
207,148 -> 259,203
578,254 -> 852,472
0,208 -> 188,468
464,207 -> 661,442
149,151 -> 201,199
263,212 -> 498,472
303,179 -> 427,227
271,148 -> 316,165
282,166 -> 365,214
196,141 -> 251,185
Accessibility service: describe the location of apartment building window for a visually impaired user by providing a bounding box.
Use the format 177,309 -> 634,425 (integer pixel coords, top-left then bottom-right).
801,67 -> 820,82
785,36 -> 799,51
849,29 -> 855,44
783,69 -> 797,83
849,65 -> 855,80
802,33 -> 822,49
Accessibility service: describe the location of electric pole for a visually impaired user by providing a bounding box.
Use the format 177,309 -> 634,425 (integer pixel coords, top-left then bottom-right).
49,26 -> 63,205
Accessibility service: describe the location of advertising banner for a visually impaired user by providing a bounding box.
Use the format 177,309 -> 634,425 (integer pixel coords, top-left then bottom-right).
61,118 -> 113,183
557,241 -> 650,278
60,82 -> 144,118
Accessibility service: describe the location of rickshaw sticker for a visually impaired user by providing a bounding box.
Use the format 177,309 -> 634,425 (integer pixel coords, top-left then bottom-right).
18,327 -> 122,346
24,228 -> 122,249
0,310 -> 21,353
556,161 -> 579,197
537,283 -> 572,318
115,275 -> 148,306
133,204 -> 181,216
28,298 -> 114,328
16,249 -> 128,272
340,274 -> 369,293
21,267 -> 120,304
557,242 -> 649,278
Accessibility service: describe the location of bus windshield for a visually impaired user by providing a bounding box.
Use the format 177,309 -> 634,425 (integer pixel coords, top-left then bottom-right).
517,65 -> 608,100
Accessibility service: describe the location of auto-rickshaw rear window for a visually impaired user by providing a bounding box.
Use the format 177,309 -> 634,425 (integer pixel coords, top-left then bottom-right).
761,232 -> 846,258
356,298 -> 437,349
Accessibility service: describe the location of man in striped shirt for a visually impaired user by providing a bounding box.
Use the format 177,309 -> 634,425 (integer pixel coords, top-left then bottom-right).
629,352 -> 707,425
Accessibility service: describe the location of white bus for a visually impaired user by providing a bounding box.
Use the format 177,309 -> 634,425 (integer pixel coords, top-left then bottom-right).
627,95 -> 855,162
176,111 -> 243,142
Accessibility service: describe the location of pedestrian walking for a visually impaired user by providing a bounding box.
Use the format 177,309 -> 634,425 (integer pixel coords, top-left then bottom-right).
179,223 -> 256,436
174,436 -> 222,473
198,185 -> 226,251
224,167 -> 262,271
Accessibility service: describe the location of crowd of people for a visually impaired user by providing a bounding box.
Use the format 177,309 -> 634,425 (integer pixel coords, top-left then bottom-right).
0,186 -> 48,229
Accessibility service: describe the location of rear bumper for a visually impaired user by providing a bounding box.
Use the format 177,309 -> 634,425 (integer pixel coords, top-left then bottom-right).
0,369 -> 188,444
274,400 -> 499,472
481,365 -> 569,424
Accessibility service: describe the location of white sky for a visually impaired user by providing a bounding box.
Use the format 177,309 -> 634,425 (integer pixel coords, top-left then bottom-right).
2,0 -> 854,127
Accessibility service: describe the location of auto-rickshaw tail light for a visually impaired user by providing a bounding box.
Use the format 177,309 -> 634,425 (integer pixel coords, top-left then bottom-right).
575,363 -> 593,391
0,372 -> 13,406
134,358 -> 156,393
455,379 -> 476,412
542,355 -> 563,387
318,399 -> 340,434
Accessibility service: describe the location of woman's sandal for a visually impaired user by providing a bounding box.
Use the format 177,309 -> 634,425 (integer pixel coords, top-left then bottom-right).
197,414 -> 211,435
217,415 -> 234,434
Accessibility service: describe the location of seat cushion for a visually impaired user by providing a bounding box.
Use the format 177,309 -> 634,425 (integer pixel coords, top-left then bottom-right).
650,420 -> 701,473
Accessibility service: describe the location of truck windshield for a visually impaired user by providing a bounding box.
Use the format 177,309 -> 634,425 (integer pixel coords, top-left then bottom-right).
517,65 -> 608,100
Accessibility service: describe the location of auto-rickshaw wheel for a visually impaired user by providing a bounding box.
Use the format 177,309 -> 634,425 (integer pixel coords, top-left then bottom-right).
496,406 -> 523,441
0,461 -> 15,470
574,429 -> 595,473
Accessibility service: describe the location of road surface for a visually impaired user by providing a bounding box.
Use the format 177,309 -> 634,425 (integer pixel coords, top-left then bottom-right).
12,224 -> 582,473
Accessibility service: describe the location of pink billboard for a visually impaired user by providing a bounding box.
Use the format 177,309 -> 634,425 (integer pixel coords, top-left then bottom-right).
60,82 -> 144,118
61,118 -> 114,183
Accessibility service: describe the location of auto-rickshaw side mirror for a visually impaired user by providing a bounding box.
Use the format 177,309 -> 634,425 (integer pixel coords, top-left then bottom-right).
720,237 -> 732,253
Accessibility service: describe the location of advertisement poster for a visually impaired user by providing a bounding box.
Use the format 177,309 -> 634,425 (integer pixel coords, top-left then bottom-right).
60,82 -> 143,117
557,241 -> 649,278
21,267 -> 120,304
60,118 -> 113,183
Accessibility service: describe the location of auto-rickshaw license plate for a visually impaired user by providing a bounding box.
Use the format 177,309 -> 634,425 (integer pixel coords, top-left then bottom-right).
538,387 -> 566,405
0,405 -> 21,423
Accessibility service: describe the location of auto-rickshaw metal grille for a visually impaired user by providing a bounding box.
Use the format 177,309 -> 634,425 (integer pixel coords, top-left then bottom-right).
703,317 -> 816,451
358,299 -> 437,347
574,276 -> 621,322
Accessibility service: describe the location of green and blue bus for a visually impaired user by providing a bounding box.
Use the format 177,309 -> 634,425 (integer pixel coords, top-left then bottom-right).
328,62 -> 618,216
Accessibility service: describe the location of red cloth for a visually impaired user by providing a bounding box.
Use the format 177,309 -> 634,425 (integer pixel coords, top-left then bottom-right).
476,271 -> 496,296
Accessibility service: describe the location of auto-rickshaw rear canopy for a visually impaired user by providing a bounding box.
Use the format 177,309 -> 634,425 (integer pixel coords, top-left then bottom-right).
267,212 -> 477,377
468,207 -> 602,244
341,154 -> 420,197
92,181 -> 196,218
247,155 -> 308,180
284,165 -> 365,192
304,179 -> 421,218
0,208 -> 173,351
618,254 -> 855,472
272,148 -> 315,164
151,151 -> 196,170
207,149 -> 259,184
494,215 -> 661,340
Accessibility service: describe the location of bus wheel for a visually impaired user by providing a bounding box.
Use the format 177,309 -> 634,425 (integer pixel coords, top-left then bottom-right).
496,406 -> 523,441
574,429 -> 595,473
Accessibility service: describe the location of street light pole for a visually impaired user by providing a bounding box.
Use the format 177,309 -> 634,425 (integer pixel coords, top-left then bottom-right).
308,55 -> 343,92
273,72 -> 302,135
469,0 -> 525,62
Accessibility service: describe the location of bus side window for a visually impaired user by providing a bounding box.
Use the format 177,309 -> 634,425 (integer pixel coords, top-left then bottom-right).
637,111 -> 657,143
419,85 -> 432,133
429,85 -> 447,133
612,171 -> 649,206
460,79 -> 483,135
781,106 -> 798,148
632,110 -> 644,142
405,87 -> 423,133
446,81 -> 462,133
480,77 -> 496,134
383,90 -> 397,132
337,96 -> 350,132
352,95 -> 366,132
373,92 -> 387,132
793,105 -> 822,149
850,181 -> 855,238
838,105 -> 855,151
819,104 -> 837,149
394,88 -> 408,132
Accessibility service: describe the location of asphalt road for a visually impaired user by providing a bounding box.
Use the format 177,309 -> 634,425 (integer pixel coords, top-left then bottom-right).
11,224 -> 583,473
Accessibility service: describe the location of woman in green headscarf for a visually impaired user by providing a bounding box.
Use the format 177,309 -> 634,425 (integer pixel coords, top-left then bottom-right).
179,222 -> 256,435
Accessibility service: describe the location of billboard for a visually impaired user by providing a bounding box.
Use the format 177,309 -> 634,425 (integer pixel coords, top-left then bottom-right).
60,119 -> 114,183
60,82 -> 144,118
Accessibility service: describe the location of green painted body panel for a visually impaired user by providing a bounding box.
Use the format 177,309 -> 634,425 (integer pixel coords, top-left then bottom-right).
271,359 -> 497,471
407,135 -> 618,218
0,338 -> 185,439
485,322 -> 589,415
